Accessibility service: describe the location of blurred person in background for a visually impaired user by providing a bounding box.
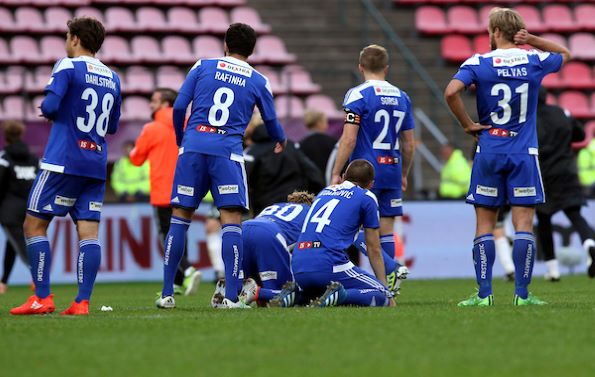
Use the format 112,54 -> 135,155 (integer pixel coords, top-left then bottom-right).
535,87 -> 595,280
299,110 -> 337,175
130,88 -> 201,296
438,143 -> 471,199
0,121 -> 37,294
111,140 -> 150,203
578,138 -> 595,198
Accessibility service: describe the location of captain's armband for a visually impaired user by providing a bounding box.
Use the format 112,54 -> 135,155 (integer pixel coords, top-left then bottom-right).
344,109 -> 361,126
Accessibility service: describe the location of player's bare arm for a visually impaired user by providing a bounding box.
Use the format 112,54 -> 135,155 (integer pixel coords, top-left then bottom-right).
399,129 -> 415,192
331,123 -> 359,185
444,79 -> 491,138
364,227 -> 388,287
514,29 -> 571,64
274,140 -> 287,154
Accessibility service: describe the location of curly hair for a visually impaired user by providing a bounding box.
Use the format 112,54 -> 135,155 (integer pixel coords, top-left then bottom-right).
287,191 -> 316,206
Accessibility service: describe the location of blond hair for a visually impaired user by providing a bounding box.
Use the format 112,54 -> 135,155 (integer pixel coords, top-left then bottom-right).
304,110 -> 326,130
287,191 -> 316,206
488,8 -> 525,43
359,44 -> 388,73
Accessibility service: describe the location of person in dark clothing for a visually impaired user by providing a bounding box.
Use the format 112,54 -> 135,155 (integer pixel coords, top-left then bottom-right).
244,115 -> 325,215
299,110 -> 338,177
535,87 -> 595,280
0,121 -> 38,293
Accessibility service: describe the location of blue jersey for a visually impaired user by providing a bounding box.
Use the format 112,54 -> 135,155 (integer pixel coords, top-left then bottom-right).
343,80 -> 415,189
454,48 -> 562,154
251,202 -> 310,244
293,181 -> 380,272
41,56 -> 121,180
175,56 -> 285,159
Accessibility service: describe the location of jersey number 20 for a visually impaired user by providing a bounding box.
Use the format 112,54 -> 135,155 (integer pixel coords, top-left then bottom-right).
76,88 -> 115,137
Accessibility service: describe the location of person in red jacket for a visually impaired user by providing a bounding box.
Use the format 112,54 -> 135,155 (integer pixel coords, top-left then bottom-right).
130,88 -> 201,296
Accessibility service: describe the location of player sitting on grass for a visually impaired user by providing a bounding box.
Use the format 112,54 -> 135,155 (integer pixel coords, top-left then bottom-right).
289,159 -> 394,307
444,7 -> 570,306
10,17 -> 121,315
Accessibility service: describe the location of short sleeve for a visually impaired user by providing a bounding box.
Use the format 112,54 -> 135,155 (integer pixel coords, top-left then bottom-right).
400,92 -> 415,131
255,76 -> 278,122
453,55 -> 480,87
360,191 -> 380,229
342,88 -> 365,116
45,58 -> 73,97
536,51 -> 563,76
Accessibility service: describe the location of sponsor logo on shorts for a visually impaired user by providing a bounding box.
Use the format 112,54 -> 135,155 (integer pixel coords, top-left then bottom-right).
390,198 -> 402,208
259,271 -> 278,281
177,185 -> 195,196
476,185 -> 498,197
298,241 -> 321,249
54,195 -> 76,207
492,55 -> 529,67
218,185 -> 239,194
89,202 -> 102,211
513,187 -> 537,197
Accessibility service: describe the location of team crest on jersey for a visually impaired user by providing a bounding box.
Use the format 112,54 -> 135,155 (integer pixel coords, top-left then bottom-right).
373,86 -> 400,97
217,61 -> 253,77
85,63 -> 113,78
492,55 -> 529,67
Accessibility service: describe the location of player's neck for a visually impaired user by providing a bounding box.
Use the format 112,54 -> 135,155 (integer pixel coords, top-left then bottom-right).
495,41 -> 517,50
363,73 -> 385,82
226,53 -> 248,62
71,48 -> 95,59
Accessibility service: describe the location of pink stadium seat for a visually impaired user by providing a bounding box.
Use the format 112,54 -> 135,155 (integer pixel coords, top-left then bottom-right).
214,0 -> 247,7
74,7 -> 104,23
513,5 -> 545,34
281,65 -> 321,95
591,93 -> 595,115
193,36 -> 224,59
478,6 -> 493,29
105,7 -> 136,32
447,6 -> 482,34
252,35 -> 296,64
0,66 -> 24,93
136,7 -> 167,32
254,65 -> 285,94
230,7 -> 271,34
167,7 -> 201,33
441,35 -> 473,63
15,7 -> 45,33
541,72 -> 563,89
539,33 -> 567,48
569,33 -> 595,60
561,62 -> 593,90
124,66 -> 154,93
575,4 -> 595,31
122,96 -> 151,122
275,95 -> 304,119
0,39 -> 14,64
98,36 -> 133,64
25,66 -> 52,92
10,36 -> 40,63
162,36 -> 195,64
131,36 -> 163,63
543,5 -> 576,33
26,95 -> 45,122
546,93 -> 557,106
473,34 -> 490,54
2,96 -> 26,121
40,36 -> 66,63
0,7 -> 15,32
416,6 -> 449,35
558,91 -> 592,119
305,94 -> 344,120
198,7 -> 229,34
45,7 -> 72,33
156,66 -> 185,91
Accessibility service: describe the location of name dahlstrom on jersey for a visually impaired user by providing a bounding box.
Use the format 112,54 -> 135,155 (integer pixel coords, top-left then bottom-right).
85,74 -> 117,90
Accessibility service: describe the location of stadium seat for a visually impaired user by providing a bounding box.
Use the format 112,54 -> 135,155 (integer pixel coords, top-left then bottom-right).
543,4 -> 576,33
252,35 -> 296,64
25,66 -> 52,92
513,5 -> 546,34
0,38 -> 14,64
198,7 -> 229,34
214,0 -> 247,7
275,95 -> 304,119
561,62 -> 593,90
230,7 -> 271,34
131,36 -> 163,63
74,7 -> 104,23
546,93 -> 557,106
2,96 -> 26,121
10,36 -> 40,63
575,4 -> 595,31
99,36 -> 133,64
447,6 -> 483,34
124,66 -> 155,93
105,7 -> 136,32
1,66 -> 24,93
473,34 -> 490,54
558,91 -> 592,119
254,65 -> 285,94
156,66 -> 185,91
569,33 -> 595,60
478,6 -> 492,29
162,36 -> 195,64
14,7 -> 45,33
136,7 -> 168,32
541,72 -> 563,89
26,95 -> 44,122
305,94 -> 344,120
167,7 -> 201,33
281,65 -> 321,95
45,8 -> 72,33
121,96 -> 151,122
40,36 -> 66,63
441,35 -> 473,63
539,33 -> 567,48
416,6 -> 450,35
0,7 -> 15,32
193,35 -> 224,59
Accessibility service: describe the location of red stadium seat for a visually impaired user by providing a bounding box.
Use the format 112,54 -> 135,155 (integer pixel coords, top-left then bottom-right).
416,6 -> 450,35
251,35 -> 296,64
74,7 -> 104,23
543,4 -> 576,33
10,36 -> 40,63
121,96 -> 151,122
546,93 -> 557,106
558,91 -> 592,119
156,66 -> 185,91
441,35 -> 473,63
105,7 -> 136,32
167,7 -> 201,33
230,7 -> 271,34
193,36 -> 224,59
569,33 -> 595,60
575,4 -> 595,31
198,7 -> 229,34
275,95 -> 304,119
541,72 -> 563,89
2,96 -> 26,121
40,36 -> 66,63
591,93 -> 595,115
305,94 -> 344,120
513,5 -> 545,34
25,66 -> 52,92
162,36 -> 195,64
447,6 -> 483,34
478,5 -> 493,30
473,34 -> 490,55
124,66 -> 155,93
98,36 -> 133,64
281,65 -> 321,95
254,65 -> 285,94
45,8 -> 72,33
131,36 -> 163,63
136,7 -> 167,32
561,62 -> 593,90
0,7 -> 15,32
15,7 -> 45,33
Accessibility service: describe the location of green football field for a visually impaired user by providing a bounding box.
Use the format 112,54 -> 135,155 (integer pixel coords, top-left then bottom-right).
1,276 -> 594,377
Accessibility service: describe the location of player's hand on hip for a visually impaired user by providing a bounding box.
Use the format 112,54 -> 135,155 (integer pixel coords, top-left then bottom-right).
273,140 -> 287,154
514,29 -> 530,45
464,122 -> 491,138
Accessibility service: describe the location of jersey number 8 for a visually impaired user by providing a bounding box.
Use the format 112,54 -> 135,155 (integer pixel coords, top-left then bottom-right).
76,87 -> 115,137
208,87 -> 235,127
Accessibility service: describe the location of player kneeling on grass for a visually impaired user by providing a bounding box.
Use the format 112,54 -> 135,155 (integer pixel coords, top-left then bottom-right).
212,191 -> 315,308
10,17 -> 121,315
289,159 -> 394,307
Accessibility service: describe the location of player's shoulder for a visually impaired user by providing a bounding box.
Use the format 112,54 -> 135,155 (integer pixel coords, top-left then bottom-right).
460,53 -> 481,67
52,57 -> 76,73
343,81 -> 376,106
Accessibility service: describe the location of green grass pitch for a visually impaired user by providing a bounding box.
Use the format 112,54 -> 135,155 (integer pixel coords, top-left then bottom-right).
1,276 -> 594,377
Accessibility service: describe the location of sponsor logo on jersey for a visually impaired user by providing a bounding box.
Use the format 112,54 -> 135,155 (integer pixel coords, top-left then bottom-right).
377,156 -> 399,165
373,86 -> 400,97
217,61 -> 253,77
86,62 -> 113,78
259,271 -> 278,281
89,202 -> 102,211
218,185 -> 239,194
492,55 -> 529,67
390,198 -> 402,208
513,187 -> 537,197
14,166 -> 36,180
177,185 -> 195,196
54,195 -> 76,207
297,241 -> 321,249
476,185 -> 498,197
197,125 -> 226,134
488,128 -> 518,138
79,140 -> 102,151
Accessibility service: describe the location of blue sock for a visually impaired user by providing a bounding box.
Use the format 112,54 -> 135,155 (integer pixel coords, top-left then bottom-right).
513,232 -> 536,299
162,216 -> 190,297
26,236 -> 52,299
259,288 -> 279,302
344,289 -> 389,306
380,234 -> 399,273
473,234 -> 496,298
76,239 -> 101,302
221,224 -> 243,301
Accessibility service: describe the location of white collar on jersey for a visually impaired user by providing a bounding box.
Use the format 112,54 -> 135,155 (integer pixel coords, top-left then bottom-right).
220,56 -> 251,67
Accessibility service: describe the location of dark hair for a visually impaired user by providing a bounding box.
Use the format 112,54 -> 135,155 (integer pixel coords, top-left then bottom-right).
2,120 -> 25,144
344,159 -> 375,188
359,45 -> 389,73
154,88 -> 178,107
67,17 -> 106,54
225,23 -> 257,58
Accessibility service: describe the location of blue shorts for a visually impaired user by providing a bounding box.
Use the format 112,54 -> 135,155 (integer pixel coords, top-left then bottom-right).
171,151 -> 248,211
242,221 -> 292,290
466,152 -> 545,207
371,187 -> 402,217
27,170 -> 105,222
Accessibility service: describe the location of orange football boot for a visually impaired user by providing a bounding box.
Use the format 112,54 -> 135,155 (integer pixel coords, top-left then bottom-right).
10,294 -> 55,315
60,300 -> 89,315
